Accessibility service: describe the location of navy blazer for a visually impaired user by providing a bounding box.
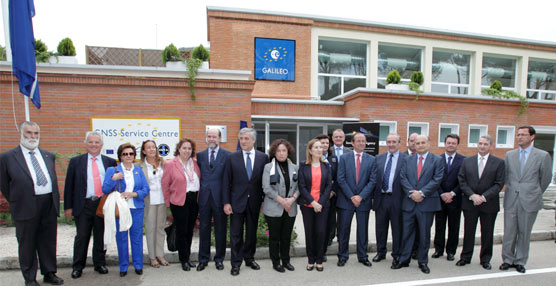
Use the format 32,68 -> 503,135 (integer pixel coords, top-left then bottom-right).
372,151 -> 408,211
326,154 -> 339,194
337,152 -> 377,211
400,153 -> 444,212
103,164 -> 150,209
297,161 -> 332,207
197,147 -> 231,208
222,150 -> 269,213
439,153 -> 465,206
64,153 -> 117,216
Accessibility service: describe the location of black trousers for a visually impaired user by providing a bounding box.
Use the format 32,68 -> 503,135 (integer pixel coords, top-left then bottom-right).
434,201 -> 461,255
374,194 -> 402,259
230,203 -> 260,267
14,194 -> 57,282
198,197 -> 227,263
461,208 -> 497,263
301,205 -> 329,264
170,192 -> 199,263
324,194 -> 337,255
265,211 -> 295,266
72,198 -> 106,271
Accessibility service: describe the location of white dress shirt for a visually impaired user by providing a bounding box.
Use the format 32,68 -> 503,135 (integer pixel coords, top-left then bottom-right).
243,148 -> 255,170
146,162 -> 164,205
123,168 -> 136,209
20,145 -> 52,195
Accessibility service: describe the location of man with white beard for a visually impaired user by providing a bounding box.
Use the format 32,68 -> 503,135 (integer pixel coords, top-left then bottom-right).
0,121 -> 63,286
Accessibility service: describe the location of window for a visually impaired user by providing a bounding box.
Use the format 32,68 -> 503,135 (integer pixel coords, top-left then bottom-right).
468,124 -> 488,147
496,126 -> 515,148
438,123 -> 460,147
378,44 -> 422,88
527,59 -> 556,101
318,39 -> 367,100
375,121 -> 397,146
431,50 -> 471,95
482,55 -> 517,90
407,122 -> 429,145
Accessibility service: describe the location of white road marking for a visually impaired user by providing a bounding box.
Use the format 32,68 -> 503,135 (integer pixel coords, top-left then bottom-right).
365,267 -> 556,286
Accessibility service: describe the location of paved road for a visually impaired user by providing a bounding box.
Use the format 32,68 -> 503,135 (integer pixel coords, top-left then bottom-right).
1,240 -> 556,286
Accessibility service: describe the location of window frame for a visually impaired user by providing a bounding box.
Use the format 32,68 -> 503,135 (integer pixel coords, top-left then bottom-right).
438,123 -> 460,147
496,125 -> 515,149
468,124 -> 488,147
375,120 -> 397,146
407,122 -> 429,146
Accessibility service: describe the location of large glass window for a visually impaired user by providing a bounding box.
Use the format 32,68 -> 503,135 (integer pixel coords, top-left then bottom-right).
318,39 -> 367,100
378,44 -> 422,88
527,59 -> 556,101
468,124 -> 488,147
438,123 -> 459,147
431,50 -> 471,95
482,55 -> 517,90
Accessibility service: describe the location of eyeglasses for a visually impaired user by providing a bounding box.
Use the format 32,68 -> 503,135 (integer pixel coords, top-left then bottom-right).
122,152 -> 135,157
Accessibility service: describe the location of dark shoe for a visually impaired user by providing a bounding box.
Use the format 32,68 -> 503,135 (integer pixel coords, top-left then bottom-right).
196,262 -> 208,272
359,259 -> 372,267
273,264 -> 285,273
94,265 -> 109,274
43,273 -> 64,285
231,266 -> 240,276
134,269 -> 143,275
515,265 -> 526,273
245,261 -> 260,270
419,263 -> 430,274
431,252 -> 443,259
186,261 -> 196,268
182,262 -> 191,271
391,261 -> 409,269
447,253 -> 455,261
306,264 -> 314,271
283,263 -> 295,271
25,281 -> 40,286
481,262 -> 492,270
119,271 -> 127,277
372,254 -> 386,262
337,259 -> 346,267
456,259 -> 470,266
316,264 -> 324,272
392,258 -> 399,266
215,261 -> 224,270
411,251 -> 418,260
71,269 -> 82,279
499,263 -> 512,270
322,256 -> 328,262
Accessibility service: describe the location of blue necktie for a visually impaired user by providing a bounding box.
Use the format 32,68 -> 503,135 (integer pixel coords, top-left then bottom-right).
446,156 -> 453,173
246,152 -> 252,180
29,151 -> 48,186
336,147 -> 341,162
382,153 -> 392,192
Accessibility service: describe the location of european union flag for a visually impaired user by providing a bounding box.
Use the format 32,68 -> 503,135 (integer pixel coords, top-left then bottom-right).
9,0 -> 41,109
237,120 -> 248,151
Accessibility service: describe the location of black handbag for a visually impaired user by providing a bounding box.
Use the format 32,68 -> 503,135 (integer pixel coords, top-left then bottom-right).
165,223 -> 177,252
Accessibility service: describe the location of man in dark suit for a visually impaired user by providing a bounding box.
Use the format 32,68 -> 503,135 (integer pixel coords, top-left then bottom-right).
0,121 -> 64,286
456,135 -> 504,270
392,135 -> 444,274
405,132 -> 419,259
432,134 -> 465,261
64,131 -> 117,279
197,128 -> 231,271
336,132 -> 377,267
372,134 -> 407,265
328,129 -> 351,245
222,128 -> 269,276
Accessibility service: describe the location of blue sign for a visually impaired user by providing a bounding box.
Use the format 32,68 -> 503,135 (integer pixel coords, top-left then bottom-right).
255,38 -> 295,81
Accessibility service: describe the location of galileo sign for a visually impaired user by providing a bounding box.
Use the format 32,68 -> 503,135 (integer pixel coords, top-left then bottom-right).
254,38 -> 295,81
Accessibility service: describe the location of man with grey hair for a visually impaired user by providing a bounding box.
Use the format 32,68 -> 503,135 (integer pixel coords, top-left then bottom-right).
222,128 -> 269,276
0,122 -> 63,285
64,131 -> 117,279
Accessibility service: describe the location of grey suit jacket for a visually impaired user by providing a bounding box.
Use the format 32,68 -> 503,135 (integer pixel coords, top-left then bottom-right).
262,160 -> 299,217
504,147 -> 553,212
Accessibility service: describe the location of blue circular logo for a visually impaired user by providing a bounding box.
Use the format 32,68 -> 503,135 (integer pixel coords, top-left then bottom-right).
158,144 -> 170,157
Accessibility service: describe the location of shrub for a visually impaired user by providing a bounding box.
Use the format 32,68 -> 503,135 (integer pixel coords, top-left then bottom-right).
57,37 -> 76,56
410,71 -> 424,85
35,39 -> 47,53
192,44 -> 210,61
161,44 -> 183,64
35,39 -> 51,63
386,70 -> 401,84
0,45 -> 6,61
490,80 -> 503,91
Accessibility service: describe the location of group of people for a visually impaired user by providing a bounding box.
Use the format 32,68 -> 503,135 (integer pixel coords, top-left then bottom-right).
0,122 -> 553,286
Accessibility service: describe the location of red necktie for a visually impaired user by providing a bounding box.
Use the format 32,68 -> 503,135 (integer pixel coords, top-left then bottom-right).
92,157 -> 102,197
356,153 -> 361,184
417,156 -> 423,182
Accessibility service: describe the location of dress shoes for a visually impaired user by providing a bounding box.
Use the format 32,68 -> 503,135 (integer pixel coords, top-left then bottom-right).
515,264 -> 526,273
359,259 -> 372,267
456,259 -> 470,266
215,261 -> 224,270
337,259 -> 347,267
196,262 -> 208,272
372,254 -> 386,262
94,265 -> 109,274
43,273 -> 64,285
283,263 -> 295,271
481,262 -> 492,270
273,264 -> 285,273
316,265 -> 324,272
120,271 -> 127,277
231,266 -> 240,276
499,263 -> 513,270
135,269 -> 143,275
182,262 -> 191,271
392,258 -> 399,266
447,253 -> 455,261
71,269 -> 82,279
391,261 -> 409,269
25,281 -> 40,286
186,261 -> 196,268
431,252 -> 443,259
418,263 -> 430,274
245,261 -> 260,270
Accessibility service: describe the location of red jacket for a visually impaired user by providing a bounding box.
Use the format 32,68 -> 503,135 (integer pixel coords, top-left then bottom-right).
161,157 -> 201,207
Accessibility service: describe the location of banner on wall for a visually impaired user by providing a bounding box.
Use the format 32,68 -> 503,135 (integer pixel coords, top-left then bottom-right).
91,117 -> 180,160
342,122 -> 380,156
254,37 -> 295,81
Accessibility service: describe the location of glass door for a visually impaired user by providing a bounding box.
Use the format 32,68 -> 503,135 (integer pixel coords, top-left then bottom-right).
298,125 -> 325,164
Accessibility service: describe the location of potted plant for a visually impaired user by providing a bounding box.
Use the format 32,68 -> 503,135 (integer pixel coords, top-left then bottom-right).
0,45 -> 7,61
409,71 -> 424,93
385,70 -> 409,91
162,44 -> 184,68
192,44 -> 210,69
35,39 -> 52,63
49,37 -> 77,64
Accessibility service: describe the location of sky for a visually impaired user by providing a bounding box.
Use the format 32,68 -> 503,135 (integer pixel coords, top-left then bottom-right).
1,0 -> 555,64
